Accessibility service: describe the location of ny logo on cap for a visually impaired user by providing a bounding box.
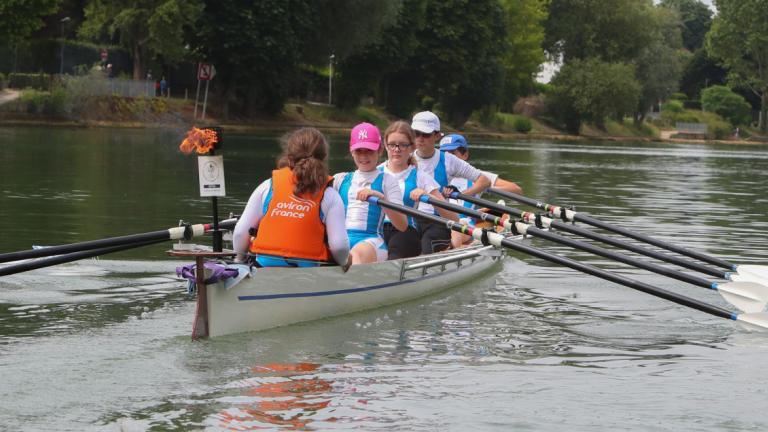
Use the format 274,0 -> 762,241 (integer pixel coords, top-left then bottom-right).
358,129 -> 368,140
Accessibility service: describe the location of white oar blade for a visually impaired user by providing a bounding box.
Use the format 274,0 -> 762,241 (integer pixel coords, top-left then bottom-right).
717,281 -> 768,313
736,312 -> 768,331
735,265 -> 768,283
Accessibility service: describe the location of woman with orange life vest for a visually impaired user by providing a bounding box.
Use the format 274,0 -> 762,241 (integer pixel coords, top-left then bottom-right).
233,128 -> 350,269
332,122 -> 409,264
378,120 -> 458,259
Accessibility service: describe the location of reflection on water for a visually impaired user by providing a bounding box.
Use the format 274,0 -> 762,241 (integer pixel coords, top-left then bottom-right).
2,128 -> 768,430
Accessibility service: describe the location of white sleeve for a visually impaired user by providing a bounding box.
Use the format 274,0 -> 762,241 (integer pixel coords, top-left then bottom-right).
331,172 -> 346,191
445,152 -> 482,181
479,170 -> 499,186
418,171 -> 440,193
232,179 -> 272,256
321,188 -> 350,265
383,173 -> 404,205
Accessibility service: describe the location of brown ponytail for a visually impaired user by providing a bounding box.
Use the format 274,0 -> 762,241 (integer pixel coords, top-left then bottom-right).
383,120 -> 418,165
276,128 -> 330,196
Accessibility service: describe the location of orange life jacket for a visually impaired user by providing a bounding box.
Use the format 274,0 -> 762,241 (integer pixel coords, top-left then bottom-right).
249,167 -> 331,262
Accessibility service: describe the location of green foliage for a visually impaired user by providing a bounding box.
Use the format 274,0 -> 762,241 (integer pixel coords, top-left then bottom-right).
0,0 -> 59,43
707,0 -> 768,130
18,87 -> 67,116
671,92 -> 687,101
661,108 -> 733,138
679,48 -> 727,100
416,0 -> 507,127
544,0 -> 657,62
80,0 -> 203,78
8,73 -> 54,90
633,5 -> 682,124
547,58 -> 641,133
498,0 -> 547,109
660,0 -> 713,51
701,85 -> 752,125
662,100 -> 685,113
513,116 -> 533,133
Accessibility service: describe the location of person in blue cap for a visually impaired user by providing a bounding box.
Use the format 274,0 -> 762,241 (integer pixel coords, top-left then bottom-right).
439,133 -> 523,247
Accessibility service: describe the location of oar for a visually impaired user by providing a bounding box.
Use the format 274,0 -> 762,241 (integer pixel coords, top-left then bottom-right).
487,188 -> 765,277
0,239 -> 164,277
0,219 -> 237,264
449,191 -> 733,280
367,197 -> 768,330
423,195 -> 768,313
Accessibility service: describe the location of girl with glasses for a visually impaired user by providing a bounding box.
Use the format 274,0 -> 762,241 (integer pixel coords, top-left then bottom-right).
378,121 -> 458,259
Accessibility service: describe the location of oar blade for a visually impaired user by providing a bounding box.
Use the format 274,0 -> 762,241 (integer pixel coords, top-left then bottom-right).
736,312 -> 768,331
735,265 -> 768,283
717,281 -> 768,313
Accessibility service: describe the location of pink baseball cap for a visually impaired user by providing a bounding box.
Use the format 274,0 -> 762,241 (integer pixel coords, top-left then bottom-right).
349,122 -> 381,151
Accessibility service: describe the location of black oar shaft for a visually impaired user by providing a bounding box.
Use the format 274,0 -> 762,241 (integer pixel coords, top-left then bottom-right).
451,192 -> 729,279
497,237 -> 734,320
0,219 -> 237,264
370,197 -> 736,322
425,196 -> 718,289
0,239 -> 165,277
488,188 -> 737,271
0,230 -> 172,264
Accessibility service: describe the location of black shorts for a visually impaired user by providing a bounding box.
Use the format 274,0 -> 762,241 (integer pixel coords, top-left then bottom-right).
417,219 -> 451,254
382,223 -> 421,259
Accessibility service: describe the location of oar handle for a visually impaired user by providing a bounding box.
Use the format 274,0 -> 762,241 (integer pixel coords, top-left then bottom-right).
487,188 -> 737,271
451,192 -> 730,280
367,196 -> 737,322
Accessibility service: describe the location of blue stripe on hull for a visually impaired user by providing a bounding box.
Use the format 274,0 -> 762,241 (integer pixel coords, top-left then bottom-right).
237,265 -> 468,301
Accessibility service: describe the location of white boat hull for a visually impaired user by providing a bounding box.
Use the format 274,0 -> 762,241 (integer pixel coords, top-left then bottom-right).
197,244 -> 507,338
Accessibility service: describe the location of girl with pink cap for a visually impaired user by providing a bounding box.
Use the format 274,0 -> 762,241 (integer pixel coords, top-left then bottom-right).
332,122 -> 409,264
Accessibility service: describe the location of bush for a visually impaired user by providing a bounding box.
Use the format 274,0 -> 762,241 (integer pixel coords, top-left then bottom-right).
661,100 -> 684,113
513,116 -> 533,133
701,85 -> 752,125
8,73 -> 54,90
670,92 -> 687,101
0,72 -> 5,90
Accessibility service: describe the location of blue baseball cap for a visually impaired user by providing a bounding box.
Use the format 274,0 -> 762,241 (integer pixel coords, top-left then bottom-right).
439,134 -> 468,152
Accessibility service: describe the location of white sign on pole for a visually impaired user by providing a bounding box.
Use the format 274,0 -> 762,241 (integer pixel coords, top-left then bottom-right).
197,155 -> 226,197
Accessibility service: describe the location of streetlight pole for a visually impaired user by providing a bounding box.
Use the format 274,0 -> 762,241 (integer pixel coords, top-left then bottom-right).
59,17 -> 71,75
328,53 -> 335,105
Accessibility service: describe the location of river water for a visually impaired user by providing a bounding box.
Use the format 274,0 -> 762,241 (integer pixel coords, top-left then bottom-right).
1,126 -> 768,431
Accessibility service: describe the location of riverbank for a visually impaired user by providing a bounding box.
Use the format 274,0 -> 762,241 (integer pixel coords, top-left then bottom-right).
1,95 -> 765,146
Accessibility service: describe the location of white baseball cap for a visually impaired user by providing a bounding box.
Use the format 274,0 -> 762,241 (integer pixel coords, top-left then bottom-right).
411,111 -> 440,134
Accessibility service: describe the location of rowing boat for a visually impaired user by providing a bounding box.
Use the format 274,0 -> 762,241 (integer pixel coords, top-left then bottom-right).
180,241 -> 509,338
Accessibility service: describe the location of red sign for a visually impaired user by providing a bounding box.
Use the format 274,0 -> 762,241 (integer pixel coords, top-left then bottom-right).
100,49 -> 108,61
197,63 -> 216,81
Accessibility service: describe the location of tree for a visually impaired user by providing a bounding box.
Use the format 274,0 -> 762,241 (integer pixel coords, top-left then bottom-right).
544,0 -> 656,63
548,58 -> 640,133
498,0 -> 548,109
679,48 -> 727,101
707,0 -> 768,131
79,0 -> 202,79
0,0 -> 60,43
701,85 -> 752,125
413,0 -> 507,126
334,0 -> 427,111
660,0 -> 713,51
633,6 -> 683,125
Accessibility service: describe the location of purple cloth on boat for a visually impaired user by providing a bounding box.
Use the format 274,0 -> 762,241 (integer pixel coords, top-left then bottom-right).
176,262 -> 240,285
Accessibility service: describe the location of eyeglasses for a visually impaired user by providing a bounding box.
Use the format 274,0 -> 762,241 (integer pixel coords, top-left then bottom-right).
385,142 -> 412,150
414,131 -> 435,138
